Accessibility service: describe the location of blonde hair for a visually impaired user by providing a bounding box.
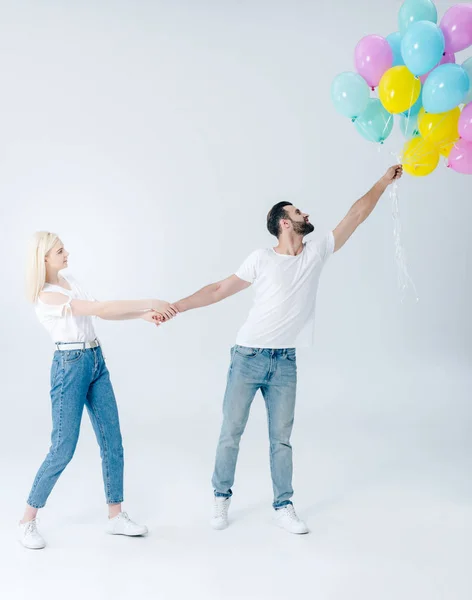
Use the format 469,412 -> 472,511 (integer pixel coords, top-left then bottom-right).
26,231 -> 60,303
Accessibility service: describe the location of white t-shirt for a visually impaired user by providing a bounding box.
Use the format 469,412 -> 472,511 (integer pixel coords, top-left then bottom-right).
235,233 -> 335,349
35,275 -> 98,344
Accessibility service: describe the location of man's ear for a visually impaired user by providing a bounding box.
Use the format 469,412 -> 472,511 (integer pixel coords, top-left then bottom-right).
280,219 -> 291,231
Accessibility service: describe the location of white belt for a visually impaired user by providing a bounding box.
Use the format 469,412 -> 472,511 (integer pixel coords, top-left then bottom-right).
55,339 -> 100,351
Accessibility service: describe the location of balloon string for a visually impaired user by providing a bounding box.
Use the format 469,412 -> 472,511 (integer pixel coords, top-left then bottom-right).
380,113 -> 394,139
403,81 -> 417,147
390,178 -> 419,303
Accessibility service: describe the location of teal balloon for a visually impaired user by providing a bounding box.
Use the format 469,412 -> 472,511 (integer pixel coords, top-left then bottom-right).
462,57 -> 472,105
387,32 -> 405,67
402,92 -> 423,117
399,0 -> 438,35
331,72 -> 370,120
400,114 -> 420,139
354,99 -> 394,143
423,64 -> 470,114
401,21 -> 444,77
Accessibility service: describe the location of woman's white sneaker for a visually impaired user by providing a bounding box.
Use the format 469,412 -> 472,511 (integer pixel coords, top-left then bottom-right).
106,512 -> 148,536
211,496 -> 231,530
18,519 -> 46,549
274,504 -> 309,534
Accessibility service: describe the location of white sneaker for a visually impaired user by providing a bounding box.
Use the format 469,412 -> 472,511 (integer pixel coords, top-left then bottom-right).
211,496 -> 231,530
18,519 -> 46,549
274,504 -> 309,534
106,512 -> 148,537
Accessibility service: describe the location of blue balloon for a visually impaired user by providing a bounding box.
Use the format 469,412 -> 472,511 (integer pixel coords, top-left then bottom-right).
402,92 -> 423,117
331,72 -> 370,120
399,0 -> 438,35
387,32 -> 405,67
423,64 -> 470,114
462,57 -> 472,105
401,21 -> 445,77
400,114 -> 420,139
354,99 -> 394,143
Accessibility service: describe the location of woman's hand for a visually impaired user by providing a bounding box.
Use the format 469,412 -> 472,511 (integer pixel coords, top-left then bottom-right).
141,310 -> 164,326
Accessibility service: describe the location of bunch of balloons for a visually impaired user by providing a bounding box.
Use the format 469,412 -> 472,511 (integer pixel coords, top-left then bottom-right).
331,0 -> 472,176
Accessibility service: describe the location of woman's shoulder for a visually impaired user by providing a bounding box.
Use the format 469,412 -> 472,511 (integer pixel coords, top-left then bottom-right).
38,290 -> 71,305
39,275 -> 75,303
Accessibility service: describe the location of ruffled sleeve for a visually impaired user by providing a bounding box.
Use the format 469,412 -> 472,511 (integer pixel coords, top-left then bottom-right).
35,296 -> 72,322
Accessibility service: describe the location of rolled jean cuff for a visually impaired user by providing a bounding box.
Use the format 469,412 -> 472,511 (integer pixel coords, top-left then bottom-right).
26,500 -> 45,510
273,500 -> 293,510
214,491 -> 232,499
107,498 -> 124,504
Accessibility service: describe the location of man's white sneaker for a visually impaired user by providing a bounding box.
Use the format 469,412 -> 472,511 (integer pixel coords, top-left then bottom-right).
274,504 -> 309,534
211,496 -> 231,530
106,512 -> 148,536
18,519 -> 46,549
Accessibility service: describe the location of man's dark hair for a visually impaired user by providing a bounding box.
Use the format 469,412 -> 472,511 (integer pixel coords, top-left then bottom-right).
267,201 -> 293,238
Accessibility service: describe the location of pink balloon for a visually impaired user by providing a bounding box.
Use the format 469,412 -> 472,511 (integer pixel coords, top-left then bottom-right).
355,35 -> 393,89
440,4 -> 472,53
420,53 -> 455,85
448,139 -> 472,174
459,104 -> 472,142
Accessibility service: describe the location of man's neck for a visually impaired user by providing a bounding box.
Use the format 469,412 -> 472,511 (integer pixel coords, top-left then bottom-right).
273,234 -> 305,256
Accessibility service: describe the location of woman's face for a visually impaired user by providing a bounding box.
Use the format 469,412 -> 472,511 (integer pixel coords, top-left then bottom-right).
46,240 -> 69,271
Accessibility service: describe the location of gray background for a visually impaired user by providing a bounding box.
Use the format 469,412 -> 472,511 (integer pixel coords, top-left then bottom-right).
0,1 -> 470,599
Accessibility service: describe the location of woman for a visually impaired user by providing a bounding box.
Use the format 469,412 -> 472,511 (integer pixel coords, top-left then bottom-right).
19,231 -> 177,549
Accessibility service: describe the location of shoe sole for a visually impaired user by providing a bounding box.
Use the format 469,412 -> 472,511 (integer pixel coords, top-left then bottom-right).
19,541 -> 46,549
275,521 -> 310,535
107,530 -> 148,537
210,522 -> 229,530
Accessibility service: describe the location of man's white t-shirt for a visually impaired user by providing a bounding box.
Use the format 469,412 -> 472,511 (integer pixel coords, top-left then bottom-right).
235,232 -> 335,349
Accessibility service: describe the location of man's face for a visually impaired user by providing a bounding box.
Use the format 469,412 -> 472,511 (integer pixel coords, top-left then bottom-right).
282,205 -> 314,236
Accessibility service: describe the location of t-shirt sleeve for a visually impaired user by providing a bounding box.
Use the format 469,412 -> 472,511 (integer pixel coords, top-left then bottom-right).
36,294 -> 72,321
309,232 -> 335,264
235,250 -> 261,284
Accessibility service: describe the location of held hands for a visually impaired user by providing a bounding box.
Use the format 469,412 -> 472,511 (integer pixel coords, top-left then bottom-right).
151,300 -> 179,321
141,310 -> 165,327
381,164 -> 403,185
141,301 -> 179,327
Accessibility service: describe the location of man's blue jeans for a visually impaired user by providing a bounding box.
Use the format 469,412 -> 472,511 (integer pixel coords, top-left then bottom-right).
212,345 -> 297,509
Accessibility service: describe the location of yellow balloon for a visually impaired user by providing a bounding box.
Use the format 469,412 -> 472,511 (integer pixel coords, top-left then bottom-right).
440,142 -> 455,158
379,66 -> 421,115
402,137 -> 440,177
418,107 -> 460,148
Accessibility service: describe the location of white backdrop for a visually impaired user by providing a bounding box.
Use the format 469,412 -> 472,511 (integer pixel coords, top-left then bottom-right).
0,1 -> 471,599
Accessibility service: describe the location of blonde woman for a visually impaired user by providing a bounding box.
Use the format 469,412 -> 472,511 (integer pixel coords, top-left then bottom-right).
19,231 -> 177,549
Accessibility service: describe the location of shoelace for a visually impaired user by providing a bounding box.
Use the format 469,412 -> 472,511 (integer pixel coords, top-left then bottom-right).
214,499 -> 229,518
25,520 -> 39,535
281,505 -> 299,521
120,512 -> 132,523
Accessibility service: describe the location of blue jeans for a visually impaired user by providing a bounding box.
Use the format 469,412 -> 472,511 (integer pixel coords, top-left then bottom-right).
27,346 -> 124,509
212,345 -> 297,509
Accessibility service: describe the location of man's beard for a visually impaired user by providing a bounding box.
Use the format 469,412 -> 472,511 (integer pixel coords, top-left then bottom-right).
292,220 -> 315,236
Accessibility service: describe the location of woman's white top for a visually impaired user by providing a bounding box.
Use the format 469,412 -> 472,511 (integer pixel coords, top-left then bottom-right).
35,275 -> 97,343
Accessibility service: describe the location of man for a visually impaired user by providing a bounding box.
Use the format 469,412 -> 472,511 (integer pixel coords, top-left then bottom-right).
167,165 -> 403,534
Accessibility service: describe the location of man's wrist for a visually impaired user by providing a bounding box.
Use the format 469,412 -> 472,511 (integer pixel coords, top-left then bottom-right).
173,300 -> 186,313
378,176 -> 390,190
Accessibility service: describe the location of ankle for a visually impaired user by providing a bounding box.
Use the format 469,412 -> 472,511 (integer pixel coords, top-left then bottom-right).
108,504 -> 122,519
